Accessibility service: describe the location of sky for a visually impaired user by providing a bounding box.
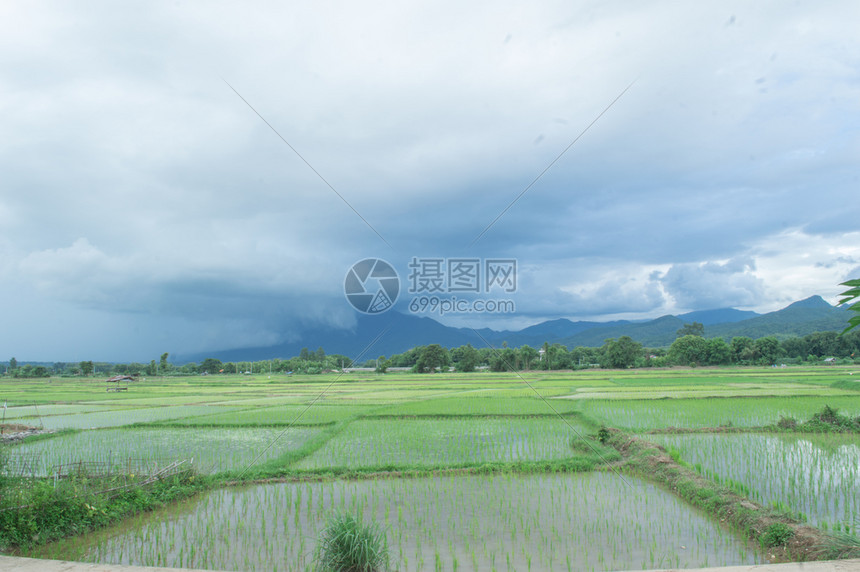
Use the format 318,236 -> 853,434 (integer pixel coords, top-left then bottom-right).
2,1 -> 859,362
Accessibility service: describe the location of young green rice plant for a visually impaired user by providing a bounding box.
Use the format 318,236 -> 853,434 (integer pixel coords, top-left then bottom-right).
6,426 -> 324,475
295,418 -> 599,471
583,396 -> 860,431
37,405 -> 248,430
24,472 -> 762,571
650,433 -> 860,528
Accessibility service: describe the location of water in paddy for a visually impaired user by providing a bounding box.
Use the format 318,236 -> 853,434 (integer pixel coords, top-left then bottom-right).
28,472 -> 761,571
649,432 -> 860,529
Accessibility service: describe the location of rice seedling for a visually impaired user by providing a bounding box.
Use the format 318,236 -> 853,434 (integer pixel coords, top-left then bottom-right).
165,404 -> 378,427
582,395 -> 860,430
5,426 -> 324,474
34,405 -> 249,430
649,433 -> 860,529
294,418 -> 599,470
23,473 -> 762,571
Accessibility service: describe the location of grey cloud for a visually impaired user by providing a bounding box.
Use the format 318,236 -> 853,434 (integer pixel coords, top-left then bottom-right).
658,257 -> 766,310
2,1 -> 859,359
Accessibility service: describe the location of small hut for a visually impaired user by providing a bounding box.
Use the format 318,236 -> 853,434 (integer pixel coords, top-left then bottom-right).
105,375 -> 133,391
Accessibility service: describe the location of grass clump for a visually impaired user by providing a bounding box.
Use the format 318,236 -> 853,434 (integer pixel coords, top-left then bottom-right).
761,522 -> 794,547
819,519 -> 860,559
314,511 -> 390,572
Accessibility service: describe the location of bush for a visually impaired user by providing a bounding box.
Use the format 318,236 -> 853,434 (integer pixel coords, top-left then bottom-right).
761,522 -> 794,547
777,416 -> 797,430
816,405 -> 841,424
597,427 -> 610,444
314,512 -> 389,572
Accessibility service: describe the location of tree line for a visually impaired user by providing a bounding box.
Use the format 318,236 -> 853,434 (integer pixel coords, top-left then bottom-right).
4,327 -> 859,379
376,325 -> 860,372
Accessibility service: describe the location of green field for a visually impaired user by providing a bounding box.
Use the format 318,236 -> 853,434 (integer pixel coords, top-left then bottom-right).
3,365 -> 860,569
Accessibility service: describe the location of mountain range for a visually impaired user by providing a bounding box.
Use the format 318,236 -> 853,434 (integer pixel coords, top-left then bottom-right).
182,296 -> 850,363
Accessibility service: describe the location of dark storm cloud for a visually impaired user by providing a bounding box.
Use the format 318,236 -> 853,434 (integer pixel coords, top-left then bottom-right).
1,1 -> 859,359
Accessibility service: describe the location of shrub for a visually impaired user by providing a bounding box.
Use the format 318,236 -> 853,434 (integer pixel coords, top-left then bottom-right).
761,522 -> 794,547
777,416 -> 797,430
314,512 -> 389,572
597,427 -> 610,444
815,405 -> 840,424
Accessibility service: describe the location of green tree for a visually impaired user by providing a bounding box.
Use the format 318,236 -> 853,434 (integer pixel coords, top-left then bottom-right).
159,352 -> 170,375
545,343 -> 571,370
669,335 -> 709,366
8,357 -> 17,373
676,321 -> 705,338
806,331 -> 839,357
180,362 -> 198,374
375,355 -> 388,374
519,345 -> 539,370
453,344 -> 480,372
489,347 -> 517,372
80,360 -> 94,376
731,337 -> 754,364
781,337 -> 809,359
704,338 -> 732,365
569,346 -> 597,368
199,358 -> 223,374
299,347 -> 311,361
753,336 -> 783,365
414,344 -> 450,373
601,336 -> 642,369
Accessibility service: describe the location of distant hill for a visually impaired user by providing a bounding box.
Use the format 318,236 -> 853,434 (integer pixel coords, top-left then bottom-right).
180,296 -> 850,362
677,308 -> 760,325
558,315 -> 685,348
190,312 -> 490,363
482,318 -> 632,348
706,296 -> 850,340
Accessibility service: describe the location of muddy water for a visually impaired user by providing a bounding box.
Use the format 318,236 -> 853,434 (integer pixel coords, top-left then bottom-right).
27,472 -> 761,571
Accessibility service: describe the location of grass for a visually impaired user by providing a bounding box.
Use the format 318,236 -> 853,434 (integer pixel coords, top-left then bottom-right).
314,511 -> 390,572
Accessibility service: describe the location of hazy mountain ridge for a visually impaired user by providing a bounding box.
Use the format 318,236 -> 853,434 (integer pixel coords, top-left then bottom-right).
181,296 -> 849,363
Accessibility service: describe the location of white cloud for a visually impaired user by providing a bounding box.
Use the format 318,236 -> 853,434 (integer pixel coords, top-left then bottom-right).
658,257 -> 765,311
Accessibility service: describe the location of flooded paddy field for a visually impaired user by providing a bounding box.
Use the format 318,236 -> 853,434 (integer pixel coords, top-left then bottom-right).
649,433 -> 860,530
25,472 -> 762,572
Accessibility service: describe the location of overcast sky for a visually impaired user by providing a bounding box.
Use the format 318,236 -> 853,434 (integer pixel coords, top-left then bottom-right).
2,1 -> 859,362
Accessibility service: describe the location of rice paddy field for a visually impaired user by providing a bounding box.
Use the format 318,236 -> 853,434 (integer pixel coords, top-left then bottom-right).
2,365 -> 859,570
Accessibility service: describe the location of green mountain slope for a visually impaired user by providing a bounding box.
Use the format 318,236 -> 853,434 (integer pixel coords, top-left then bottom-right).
706,296 -> 850,341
